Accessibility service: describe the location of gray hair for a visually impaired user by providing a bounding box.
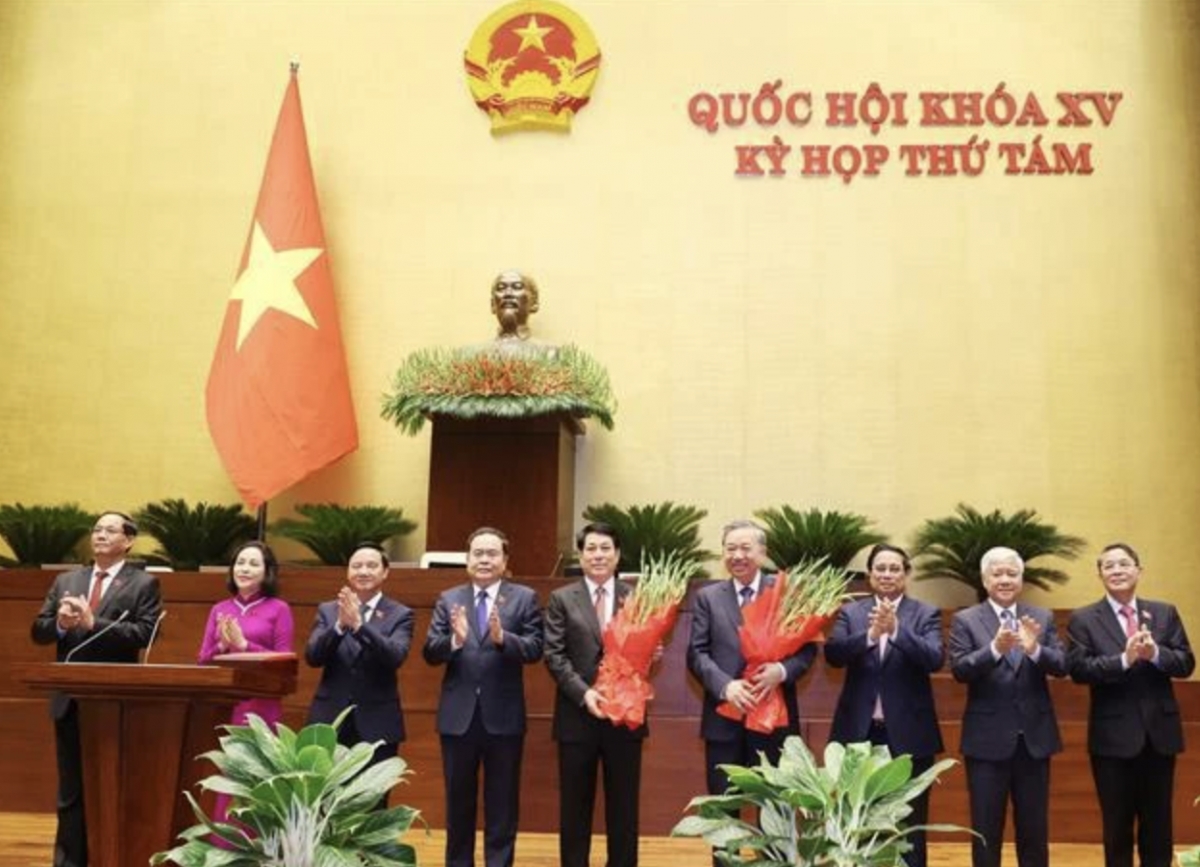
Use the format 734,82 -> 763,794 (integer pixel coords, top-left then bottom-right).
721,520 -> 766,547
981,546 -> 1024,576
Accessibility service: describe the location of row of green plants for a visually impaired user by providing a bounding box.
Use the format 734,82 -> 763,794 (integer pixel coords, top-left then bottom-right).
0,501 -> 417,569
0,499 -> 1085,600
582,501 -> 1085,602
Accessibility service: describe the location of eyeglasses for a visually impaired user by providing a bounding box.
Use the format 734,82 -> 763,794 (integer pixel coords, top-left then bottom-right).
91,526 -> 126,537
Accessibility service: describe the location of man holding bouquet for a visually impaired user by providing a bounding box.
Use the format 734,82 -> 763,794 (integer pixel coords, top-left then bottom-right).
544,522 -> 644,867
687,520 -> 818,804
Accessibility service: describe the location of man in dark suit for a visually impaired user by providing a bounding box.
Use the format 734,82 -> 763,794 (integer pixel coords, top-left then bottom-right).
31,511 -> 163,867
306,542 -> 414,776
949,547 -> 1067,867
825,543 -> 944,867
687,519 -> 817,801
1068,542 -> 1194,867
544,522 -> 644,867
423,527 -> 544,867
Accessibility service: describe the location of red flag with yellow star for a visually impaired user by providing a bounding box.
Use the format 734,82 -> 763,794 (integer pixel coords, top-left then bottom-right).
205,66 -> 358,508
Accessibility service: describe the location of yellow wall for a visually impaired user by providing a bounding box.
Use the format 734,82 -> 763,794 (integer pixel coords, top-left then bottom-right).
1,0 -> 1197,629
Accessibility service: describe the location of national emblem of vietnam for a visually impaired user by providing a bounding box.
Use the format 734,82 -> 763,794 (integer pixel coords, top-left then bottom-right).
464,0 -> 601,133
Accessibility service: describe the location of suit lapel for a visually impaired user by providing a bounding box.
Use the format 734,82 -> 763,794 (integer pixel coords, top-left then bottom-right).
96,564 -> 132,616
1097,600 -> 1129,650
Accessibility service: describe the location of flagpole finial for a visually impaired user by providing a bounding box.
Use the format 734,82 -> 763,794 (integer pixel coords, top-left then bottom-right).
290,60 -> 300,75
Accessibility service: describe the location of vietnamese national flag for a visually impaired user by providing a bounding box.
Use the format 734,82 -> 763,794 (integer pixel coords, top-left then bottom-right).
205,66 -> 358,508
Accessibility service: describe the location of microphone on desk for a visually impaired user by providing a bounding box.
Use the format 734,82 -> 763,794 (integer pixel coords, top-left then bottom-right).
142,610 -> 168,664
64,610 -> 129,663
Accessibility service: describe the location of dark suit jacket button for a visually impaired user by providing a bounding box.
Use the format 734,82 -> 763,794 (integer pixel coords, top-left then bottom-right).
475,687 -> 482,696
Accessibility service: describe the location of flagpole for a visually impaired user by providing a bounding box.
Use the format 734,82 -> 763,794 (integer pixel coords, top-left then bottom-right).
256,504 -> 268,542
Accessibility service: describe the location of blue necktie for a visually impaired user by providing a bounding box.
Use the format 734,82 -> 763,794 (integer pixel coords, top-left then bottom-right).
475,590 -> 488,637
1001,609 -> 1022,667
739,586 -> 754,607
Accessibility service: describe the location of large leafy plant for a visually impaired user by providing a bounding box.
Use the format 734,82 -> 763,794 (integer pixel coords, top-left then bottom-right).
151,709 -> 421,867
581,501 -> 712,575
382,344 -> 616,435
133,498 -> 257,570
0,503 -> 96,566
271,503 -> 418,566
911,503 -> 1086,602
754,506 -> 887,570
672,737 -> 970,866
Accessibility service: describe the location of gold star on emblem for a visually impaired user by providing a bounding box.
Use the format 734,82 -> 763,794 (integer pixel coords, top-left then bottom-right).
228,221 -> 322,349
514,15 -> 553,53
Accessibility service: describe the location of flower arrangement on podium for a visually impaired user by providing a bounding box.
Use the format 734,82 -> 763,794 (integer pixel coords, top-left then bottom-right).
594,552 -> 695,729
717,561 -> 855,734
382,343 -> 616,435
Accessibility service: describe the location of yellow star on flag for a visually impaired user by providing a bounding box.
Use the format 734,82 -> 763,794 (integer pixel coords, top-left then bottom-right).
229,221 -> 322,349
514,15 -> 553,53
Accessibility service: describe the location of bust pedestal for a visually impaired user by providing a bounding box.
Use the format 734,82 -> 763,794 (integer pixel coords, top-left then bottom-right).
425,414 -> 582,576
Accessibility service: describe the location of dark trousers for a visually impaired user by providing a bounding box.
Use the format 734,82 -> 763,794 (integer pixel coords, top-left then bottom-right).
869,720 -> 933,867
441,708 -> 524,867
1091,746 -> 1176,867
966,736 -> 1050,867
336,711 -> 398,811
557,728 -> 643,867
704,728 -> 788,796
53,701 -> 85,867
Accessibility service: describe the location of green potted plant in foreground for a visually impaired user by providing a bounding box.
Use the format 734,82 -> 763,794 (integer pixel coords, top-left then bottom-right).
271,503 -> 418,566
0,502 -> 96,566
672,737 -> 973,866
151,709 -> 421,866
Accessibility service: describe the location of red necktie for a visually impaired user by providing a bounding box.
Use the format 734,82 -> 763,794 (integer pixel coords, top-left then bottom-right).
1120,605 -> 1138,638
87,570 -> 108,611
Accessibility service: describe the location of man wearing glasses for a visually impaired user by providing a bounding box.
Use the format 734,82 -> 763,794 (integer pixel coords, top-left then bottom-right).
31,511 -> 163,867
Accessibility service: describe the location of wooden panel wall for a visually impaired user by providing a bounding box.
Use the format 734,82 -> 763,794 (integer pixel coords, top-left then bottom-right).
2,568 -> 1198,841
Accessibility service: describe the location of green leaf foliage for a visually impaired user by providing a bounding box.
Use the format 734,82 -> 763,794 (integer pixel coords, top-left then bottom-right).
581,501 -> 712,575
672,736 -> 975,867
133,499 -> 257,570
270,503 -> 418,566
381,343 -> 616,435
911,503 -> 1086,602
0,502 -> 96,566
151,709 -> 423,867
754,506 -> 888,570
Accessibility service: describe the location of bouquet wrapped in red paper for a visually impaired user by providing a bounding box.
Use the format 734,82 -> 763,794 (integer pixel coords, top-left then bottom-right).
717,560 -> 853,734
594,552 -> 695,730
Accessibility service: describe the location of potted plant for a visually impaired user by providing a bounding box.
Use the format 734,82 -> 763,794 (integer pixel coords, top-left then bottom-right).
581,501 -> 713,575
0,503 -> 96,567
151,709 -> 421,866
911,503 -> 1086,603
753,506 -> 887,570
270,503 -> 418,566
672,736 -> 972,866
133,498 -> 257,570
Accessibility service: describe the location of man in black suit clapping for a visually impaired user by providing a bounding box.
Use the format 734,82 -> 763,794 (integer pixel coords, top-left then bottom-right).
1068,542 -> 1194,867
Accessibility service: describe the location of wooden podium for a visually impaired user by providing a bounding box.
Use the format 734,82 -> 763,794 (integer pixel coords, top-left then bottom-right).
426,414 -> 582,576
16,657 -> 297,867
